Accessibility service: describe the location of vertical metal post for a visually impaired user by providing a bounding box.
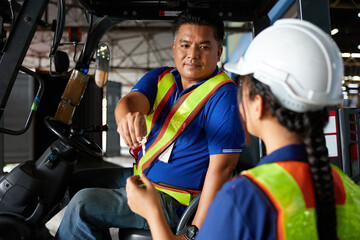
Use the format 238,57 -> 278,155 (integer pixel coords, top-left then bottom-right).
296,0 -> 331,34
0,118 -> 4,175
0,0 -> 48,173
0,0 -> 49,120
252,16 -> 271,37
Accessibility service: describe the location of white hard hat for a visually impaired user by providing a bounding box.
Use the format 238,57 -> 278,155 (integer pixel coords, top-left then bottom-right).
224,18 -> 344,112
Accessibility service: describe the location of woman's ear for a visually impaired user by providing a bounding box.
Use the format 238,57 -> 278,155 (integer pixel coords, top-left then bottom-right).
253,94 -> 265,120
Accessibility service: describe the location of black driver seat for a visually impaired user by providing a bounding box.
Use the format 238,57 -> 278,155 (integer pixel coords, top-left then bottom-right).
118,229 -> 152,240
118,194 -> 201,240
0,216 -> 31,240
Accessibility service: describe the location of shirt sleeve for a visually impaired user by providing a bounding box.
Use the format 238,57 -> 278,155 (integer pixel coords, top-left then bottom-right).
196,177 -> 278,240
131,67 -> 169,111
204,83 -> 245,155
196,178 -> 253,240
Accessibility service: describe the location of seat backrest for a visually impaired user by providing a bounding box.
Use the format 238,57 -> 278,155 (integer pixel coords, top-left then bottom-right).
118,228 -> 152,240
118,194 -> 201,239
175,194 -> 201,235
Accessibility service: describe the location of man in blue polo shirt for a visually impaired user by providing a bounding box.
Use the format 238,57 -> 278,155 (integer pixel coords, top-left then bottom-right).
127,66 -> 243,192
55,8 -> 244,240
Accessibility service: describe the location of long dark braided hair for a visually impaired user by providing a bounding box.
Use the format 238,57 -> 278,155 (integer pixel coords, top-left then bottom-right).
245,76 -> 337,240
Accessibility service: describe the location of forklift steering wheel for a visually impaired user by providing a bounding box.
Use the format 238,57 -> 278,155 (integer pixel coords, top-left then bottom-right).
44,116 -> 103,157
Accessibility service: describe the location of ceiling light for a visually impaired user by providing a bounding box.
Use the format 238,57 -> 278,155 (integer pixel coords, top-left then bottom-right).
331,28 -> 339,35
349,89 -> 359,94
358,12 -> 360,17
342,53 -> 360,58
358,45 -> 360,50
348,83 -> 359,88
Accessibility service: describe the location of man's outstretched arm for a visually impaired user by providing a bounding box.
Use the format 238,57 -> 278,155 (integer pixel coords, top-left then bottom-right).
115,91 -> 150,148
191,153 -> 240,229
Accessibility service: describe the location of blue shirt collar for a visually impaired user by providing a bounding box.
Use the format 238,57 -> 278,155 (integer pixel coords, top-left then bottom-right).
257,143 -> 308,166
170,66 -> 220,95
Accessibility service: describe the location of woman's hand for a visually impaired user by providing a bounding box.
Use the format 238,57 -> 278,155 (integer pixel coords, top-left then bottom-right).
126,173 -> 162,220
127,173 -> 186,240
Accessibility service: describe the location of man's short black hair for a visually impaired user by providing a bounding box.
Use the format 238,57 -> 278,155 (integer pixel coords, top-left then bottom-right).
173,8 -> 225,47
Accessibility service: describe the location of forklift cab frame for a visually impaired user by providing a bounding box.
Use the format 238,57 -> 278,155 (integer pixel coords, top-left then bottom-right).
0,0 -> 334,239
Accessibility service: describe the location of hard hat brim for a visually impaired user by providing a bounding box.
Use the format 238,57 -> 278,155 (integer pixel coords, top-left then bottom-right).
224,58 -> 253,76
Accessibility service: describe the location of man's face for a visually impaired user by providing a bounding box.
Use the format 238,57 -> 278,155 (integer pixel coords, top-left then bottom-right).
172,24 -> 222,86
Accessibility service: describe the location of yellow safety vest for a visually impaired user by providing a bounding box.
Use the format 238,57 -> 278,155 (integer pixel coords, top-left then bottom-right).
242,161 -> 360,240
134,69 -> 235,205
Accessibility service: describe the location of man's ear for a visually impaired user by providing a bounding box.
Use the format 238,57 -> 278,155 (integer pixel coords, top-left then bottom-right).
217,46 -> 223,61
253,94 -> 265,120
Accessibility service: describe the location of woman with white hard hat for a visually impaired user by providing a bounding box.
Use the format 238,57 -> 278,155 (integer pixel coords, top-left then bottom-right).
126,19 -> 360,240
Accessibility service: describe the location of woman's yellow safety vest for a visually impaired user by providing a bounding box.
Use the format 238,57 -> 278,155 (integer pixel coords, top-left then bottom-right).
133,69 -> 235,205
242,161 -> 360,240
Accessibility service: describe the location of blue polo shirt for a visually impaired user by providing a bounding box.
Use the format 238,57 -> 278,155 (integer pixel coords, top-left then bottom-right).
131,67 -> 245,190
196,143 -> 308,240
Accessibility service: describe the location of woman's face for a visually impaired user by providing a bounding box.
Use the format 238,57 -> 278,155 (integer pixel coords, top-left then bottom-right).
238,76 -> 257,140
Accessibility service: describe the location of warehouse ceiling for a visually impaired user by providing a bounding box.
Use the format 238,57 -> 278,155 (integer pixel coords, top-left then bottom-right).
23,0 -> 178,89
4,0 -> 256,90
329,0 -> 360,100
2,0 -> 360,97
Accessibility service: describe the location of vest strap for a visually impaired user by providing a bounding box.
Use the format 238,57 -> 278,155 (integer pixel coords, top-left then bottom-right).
242,162 -> 360,240
153,182 -> 201,206
134,71 -> 234,205
136,72 -> 233,173
130,68 -> 175,160
242,162 -> 317,240
145,68 -> 176,134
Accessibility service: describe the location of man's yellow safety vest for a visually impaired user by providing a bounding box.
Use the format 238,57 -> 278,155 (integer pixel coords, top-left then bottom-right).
133,68 -> 235,205
242,161 -> 360,240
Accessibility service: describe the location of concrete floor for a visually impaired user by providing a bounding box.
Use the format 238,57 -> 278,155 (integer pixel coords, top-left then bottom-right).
45,156 -> 134,239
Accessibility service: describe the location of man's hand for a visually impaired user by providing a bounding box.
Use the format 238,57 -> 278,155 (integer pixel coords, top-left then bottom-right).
174,234 -> 190,240
126,173 -> 161,220
114,91 -> 150,149
117,111 -> 147,149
